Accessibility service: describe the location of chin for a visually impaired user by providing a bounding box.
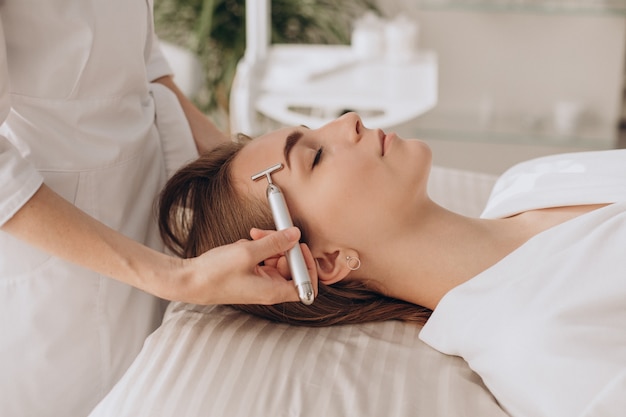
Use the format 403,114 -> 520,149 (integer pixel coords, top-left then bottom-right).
408,140 -> 433,189
407,139 -> 433,168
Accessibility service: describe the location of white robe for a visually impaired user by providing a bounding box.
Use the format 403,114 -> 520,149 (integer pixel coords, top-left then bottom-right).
420,149 -> 626,417
0,1 -> 197,415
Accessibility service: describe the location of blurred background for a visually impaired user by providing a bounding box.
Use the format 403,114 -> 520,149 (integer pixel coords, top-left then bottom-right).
154,0 -> 626,174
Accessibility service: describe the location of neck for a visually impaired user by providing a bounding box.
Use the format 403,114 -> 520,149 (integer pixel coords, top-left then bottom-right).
361,201 -> 527,311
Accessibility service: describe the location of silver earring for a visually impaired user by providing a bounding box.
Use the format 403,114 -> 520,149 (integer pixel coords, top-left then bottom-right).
346,256 -> 361,271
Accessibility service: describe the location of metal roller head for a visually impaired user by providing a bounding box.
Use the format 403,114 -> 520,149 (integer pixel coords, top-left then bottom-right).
251,163 -> 284,184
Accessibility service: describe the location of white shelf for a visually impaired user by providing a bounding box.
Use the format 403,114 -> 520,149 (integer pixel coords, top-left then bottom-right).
255,44 -> 438,129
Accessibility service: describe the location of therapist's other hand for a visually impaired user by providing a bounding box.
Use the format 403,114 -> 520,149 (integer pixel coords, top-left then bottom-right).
172,227 -> 318,305
153,75 -> 229,153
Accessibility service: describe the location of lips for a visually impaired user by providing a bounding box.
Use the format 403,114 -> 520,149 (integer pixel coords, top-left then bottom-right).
379,129 -> 386,156
379,129 -> 394,156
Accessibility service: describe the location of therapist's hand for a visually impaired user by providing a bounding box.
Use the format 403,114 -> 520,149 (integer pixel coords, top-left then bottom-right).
3,185 -> 315,307
172,227 -> 318,305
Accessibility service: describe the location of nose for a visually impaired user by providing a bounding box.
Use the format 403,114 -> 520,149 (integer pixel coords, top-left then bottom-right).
333,112 -> 365,144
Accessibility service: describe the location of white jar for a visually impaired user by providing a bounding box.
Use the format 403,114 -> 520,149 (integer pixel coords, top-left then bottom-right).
351,12 -> 385,60
385,15 -> 419,64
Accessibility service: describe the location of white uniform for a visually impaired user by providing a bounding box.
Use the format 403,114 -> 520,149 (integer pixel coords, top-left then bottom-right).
420,150 -> 626,417
0,1 -> 197,416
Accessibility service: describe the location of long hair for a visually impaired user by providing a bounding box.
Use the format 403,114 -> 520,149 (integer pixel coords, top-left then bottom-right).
158,138 -> 432,327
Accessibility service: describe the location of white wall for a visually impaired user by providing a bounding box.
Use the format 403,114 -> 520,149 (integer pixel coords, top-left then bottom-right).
376,2 -> 626,173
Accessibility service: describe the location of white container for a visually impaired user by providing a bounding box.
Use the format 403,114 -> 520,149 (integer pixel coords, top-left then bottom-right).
385,15 -> 419,64
553,100 -> 585,136
351,12 -> 385,60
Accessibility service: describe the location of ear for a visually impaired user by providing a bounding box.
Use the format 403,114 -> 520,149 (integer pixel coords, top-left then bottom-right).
315,250 -> 358,285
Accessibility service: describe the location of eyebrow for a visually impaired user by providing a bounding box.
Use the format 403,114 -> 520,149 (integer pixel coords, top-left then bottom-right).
283,130 -> 303,169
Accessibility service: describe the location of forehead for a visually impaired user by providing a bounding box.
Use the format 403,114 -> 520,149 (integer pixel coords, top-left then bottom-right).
232,127 -> 293,196
235,127 -> 292,177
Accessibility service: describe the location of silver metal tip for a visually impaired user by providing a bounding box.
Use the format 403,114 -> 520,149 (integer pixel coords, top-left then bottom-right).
297,283 -> 315,305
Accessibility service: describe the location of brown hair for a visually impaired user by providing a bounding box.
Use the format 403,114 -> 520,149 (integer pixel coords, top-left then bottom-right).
158,138 -> 431,327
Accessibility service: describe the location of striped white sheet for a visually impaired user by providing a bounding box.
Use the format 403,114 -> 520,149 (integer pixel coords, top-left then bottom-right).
90,303 -> 508,417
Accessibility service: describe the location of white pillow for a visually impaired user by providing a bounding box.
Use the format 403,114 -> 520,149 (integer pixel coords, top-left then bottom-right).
90,302 -> 507,417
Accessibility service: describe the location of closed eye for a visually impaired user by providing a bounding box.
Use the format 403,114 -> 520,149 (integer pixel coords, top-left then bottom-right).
312,146 -> 323,169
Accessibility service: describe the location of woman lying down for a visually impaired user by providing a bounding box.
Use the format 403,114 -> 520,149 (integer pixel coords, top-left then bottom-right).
158,112 -> 626,417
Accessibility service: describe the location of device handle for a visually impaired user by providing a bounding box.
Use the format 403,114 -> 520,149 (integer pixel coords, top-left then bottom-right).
267,184 -> 314,305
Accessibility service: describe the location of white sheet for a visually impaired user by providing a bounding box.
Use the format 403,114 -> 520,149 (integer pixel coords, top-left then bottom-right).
90,302 -> 509,417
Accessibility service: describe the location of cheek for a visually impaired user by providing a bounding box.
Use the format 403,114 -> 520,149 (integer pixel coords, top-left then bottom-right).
296,176 -> 382,245
318,158 -> 373,211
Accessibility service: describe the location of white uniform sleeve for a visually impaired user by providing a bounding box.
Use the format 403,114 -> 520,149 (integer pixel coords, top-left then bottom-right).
145,28 -> 173,82
0,17 -> 44,226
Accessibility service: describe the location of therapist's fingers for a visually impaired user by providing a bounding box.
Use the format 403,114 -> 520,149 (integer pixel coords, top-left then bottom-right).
250,227 -> 318,295
252,242 -> 318,302
249,227 -> 278,241
247,227 -> 301,263
180,228 -> 316,305
250,227 -> 301,279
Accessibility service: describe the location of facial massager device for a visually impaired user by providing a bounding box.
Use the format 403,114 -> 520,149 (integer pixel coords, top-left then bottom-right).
252,163 -> 315,305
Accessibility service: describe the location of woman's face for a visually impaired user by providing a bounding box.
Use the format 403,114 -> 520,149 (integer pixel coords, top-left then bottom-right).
232,112 -> 432,268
